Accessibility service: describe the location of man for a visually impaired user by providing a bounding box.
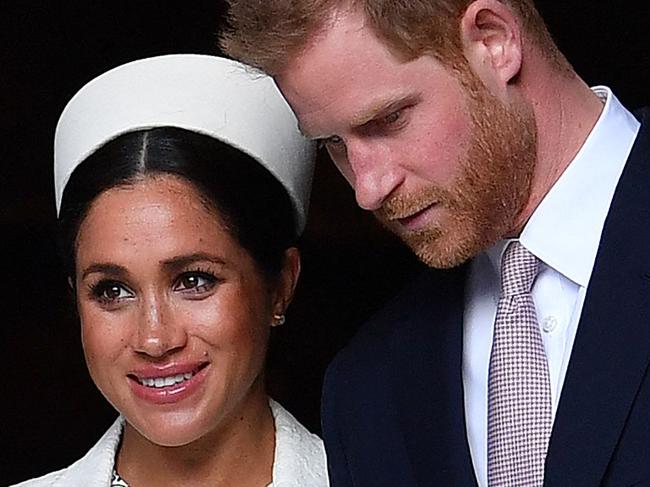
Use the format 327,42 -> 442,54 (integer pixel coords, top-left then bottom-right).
220,1 -> 649,485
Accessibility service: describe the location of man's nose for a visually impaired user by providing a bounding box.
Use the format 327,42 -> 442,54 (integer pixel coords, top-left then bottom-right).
347,140 -> 401,211
133,294 -> 187,358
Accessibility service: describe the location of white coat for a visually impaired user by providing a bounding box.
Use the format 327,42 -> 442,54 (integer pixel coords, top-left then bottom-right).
13,400 -> 328,487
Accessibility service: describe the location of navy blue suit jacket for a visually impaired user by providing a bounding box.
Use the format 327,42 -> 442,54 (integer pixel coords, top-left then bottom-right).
322,108 -> 650,486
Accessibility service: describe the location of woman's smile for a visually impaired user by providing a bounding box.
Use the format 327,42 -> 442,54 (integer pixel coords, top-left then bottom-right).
128,362 -> 211,405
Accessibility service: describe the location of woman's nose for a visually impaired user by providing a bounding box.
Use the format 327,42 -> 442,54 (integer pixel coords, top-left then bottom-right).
133,295 -> 187,358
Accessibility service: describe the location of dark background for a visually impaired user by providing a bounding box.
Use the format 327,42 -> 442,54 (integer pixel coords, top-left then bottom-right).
2,1 -> 648,483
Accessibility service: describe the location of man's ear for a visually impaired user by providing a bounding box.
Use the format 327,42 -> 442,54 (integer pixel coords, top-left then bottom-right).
459,0 -> 523,91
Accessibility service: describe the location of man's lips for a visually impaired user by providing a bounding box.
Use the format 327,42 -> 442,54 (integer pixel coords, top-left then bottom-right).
392,202 -> 438,231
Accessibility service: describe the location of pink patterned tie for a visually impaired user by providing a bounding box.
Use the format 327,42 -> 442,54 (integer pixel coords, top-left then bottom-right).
487,241 -> 552,486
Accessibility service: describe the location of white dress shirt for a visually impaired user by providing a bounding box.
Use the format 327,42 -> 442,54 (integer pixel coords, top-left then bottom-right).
463,87 -> 640,487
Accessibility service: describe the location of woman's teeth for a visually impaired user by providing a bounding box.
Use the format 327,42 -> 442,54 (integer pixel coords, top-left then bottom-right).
139,372 -> 194,388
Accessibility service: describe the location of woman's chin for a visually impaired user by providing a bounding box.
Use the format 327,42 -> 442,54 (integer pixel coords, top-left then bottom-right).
125,412 -> 214,448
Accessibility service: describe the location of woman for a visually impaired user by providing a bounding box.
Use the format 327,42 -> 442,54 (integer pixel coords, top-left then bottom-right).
14,54 -> 326,486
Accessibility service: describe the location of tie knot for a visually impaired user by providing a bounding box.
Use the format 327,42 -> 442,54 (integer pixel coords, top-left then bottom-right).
500,241 -> 539,296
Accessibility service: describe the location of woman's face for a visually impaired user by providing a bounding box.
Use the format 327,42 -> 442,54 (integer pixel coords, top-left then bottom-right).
74,175 -> 293,447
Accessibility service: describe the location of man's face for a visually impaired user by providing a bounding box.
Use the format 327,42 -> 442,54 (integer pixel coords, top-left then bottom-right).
276,9 -> 537,268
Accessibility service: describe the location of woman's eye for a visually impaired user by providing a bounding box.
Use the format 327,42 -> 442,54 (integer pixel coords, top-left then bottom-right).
91,281 -> 133,303
174,273 -> 217,293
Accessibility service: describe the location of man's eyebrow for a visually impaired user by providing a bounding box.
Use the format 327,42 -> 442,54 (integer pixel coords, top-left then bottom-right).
349,93 -> 420,128
299,93 -> 420,141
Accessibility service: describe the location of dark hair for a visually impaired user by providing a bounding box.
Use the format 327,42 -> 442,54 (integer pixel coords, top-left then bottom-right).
59,127 -> 296,283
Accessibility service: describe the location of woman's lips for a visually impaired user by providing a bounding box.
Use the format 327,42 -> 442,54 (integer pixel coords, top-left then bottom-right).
128,362 -> 209,405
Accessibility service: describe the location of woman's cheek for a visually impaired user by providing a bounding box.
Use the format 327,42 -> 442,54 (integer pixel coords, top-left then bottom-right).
80,307 -> 132,364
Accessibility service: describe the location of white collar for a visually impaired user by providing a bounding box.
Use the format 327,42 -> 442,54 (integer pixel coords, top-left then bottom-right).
488,86 -> 640,285
269,398 -> 329,486
40,400 -> 327,487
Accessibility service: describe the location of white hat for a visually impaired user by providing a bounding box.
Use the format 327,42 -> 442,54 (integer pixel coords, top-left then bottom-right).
54,54 -> 316,233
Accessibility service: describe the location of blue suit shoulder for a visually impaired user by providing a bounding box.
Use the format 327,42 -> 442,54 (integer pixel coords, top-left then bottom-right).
324,264 -> 467,395
320,264 -> 470,487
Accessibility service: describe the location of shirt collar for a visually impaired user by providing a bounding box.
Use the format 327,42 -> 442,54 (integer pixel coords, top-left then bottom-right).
488,86 -> 640,285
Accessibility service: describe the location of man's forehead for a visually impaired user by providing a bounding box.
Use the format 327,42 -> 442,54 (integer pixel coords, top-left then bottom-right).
276,10 -> 421,138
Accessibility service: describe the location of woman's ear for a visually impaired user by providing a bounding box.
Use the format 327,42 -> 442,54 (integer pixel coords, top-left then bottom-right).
459,0 -> 523,92
272,247 -> 301,318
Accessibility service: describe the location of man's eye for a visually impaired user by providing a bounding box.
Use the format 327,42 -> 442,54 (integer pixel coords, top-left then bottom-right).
328,135 -> 344,145
174,272 -> 217,293
318,135 -> 344,150
384,110 -> 401,124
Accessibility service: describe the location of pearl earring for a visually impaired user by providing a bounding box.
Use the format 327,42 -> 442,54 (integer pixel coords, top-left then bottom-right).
272,313 -> 286,327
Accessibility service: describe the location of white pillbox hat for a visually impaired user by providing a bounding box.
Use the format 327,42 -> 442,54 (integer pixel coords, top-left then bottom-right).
54,54 -> 316,233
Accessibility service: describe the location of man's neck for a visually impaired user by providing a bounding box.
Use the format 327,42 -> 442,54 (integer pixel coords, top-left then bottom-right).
512,67 -> 605,232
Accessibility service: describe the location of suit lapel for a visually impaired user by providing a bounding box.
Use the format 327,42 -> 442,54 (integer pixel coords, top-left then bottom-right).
546,109 -> 650,485
392,266 -> 479,486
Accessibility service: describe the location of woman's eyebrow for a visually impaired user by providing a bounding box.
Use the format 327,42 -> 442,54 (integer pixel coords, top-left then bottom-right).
160,253 -> 228,271
80,263 -> 128,280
